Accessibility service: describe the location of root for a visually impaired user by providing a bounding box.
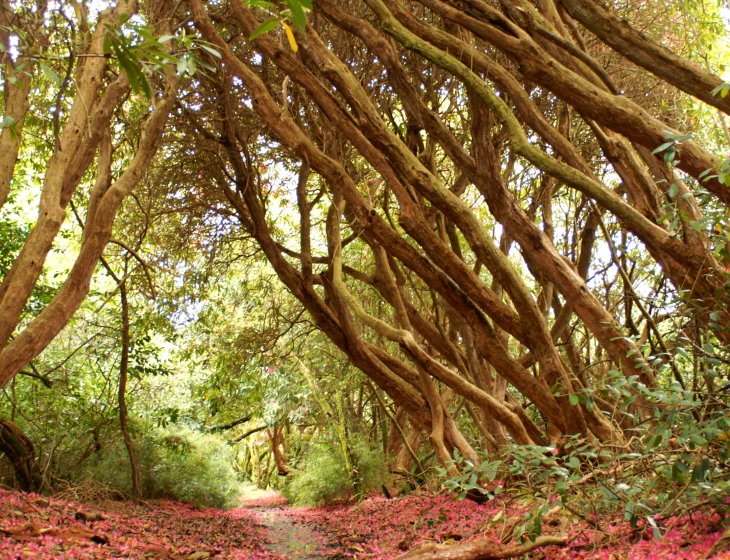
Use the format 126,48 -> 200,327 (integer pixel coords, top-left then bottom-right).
395,535 -> 568,559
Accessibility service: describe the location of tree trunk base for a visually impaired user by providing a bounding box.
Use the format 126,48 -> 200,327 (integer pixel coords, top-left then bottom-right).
0,419 -> 43,493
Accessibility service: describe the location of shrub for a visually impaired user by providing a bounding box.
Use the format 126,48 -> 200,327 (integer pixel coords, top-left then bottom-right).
285,436 -> 388,505
149,429 -> 242,509
437,378 -> 730,543
285,443 -> 350,505
84,427 -> 242,509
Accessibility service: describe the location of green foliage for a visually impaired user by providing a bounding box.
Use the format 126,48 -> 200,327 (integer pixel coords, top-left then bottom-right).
438,378 -> 730,543
437,449 -> 502,501
352,437 -> 390,494
247,0 -> 311,51
149,429 -> 242,509
0,204 -> 54,314
711,81 -> 730,98
651,130 -> 695,164
103,14 -> 219,97
85,427 -> 243,509
285,443 -> 350,505
284,437 -> 388,505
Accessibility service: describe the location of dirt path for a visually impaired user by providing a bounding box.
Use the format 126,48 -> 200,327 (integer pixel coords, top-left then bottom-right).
240,485 -> 340,559
258,505 -> 328,559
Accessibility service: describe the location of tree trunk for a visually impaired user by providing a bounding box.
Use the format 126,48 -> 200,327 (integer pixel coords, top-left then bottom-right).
118,280 -> 141,497
0,0 -> 178,391
186,0 -> 730,456
267,424 -> 291,476
395,535 -> 567,560
0,419 -> 43,493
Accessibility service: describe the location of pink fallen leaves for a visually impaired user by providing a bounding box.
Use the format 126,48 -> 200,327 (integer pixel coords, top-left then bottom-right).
287,493 -> 730,559
1,487 -> 729,559
0,488 -> 279,559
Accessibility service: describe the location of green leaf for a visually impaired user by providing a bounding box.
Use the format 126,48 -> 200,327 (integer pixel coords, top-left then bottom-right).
646,433 -> 662,450
113,43 -> 142,95
103,34 -> 113,55
250,17 -> 279,40
691,457 -> 710,482
652,141 -> 674,155
712,82 -> 730,97
668,183 -> 679,198
286,0 -> 307,29
40,64 -> 62,87
199,44 -> 222,59
139,73 -> 151,98
621,395 -> 637,409
177,56 -> 188,76
568,393 -> 580,406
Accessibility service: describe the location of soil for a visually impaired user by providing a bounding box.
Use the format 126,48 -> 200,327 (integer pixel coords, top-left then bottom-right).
240,485 -> 342,559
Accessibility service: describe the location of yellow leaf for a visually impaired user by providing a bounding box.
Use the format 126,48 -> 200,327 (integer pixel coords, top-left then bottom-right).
282,22 -> 298,53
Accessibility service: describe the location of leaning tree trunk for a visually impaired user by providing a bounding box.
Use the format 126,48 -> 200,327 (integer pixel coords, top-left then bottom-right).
0,419 -> 44,493
0,0 -> 178,391
185,0 -> 730,455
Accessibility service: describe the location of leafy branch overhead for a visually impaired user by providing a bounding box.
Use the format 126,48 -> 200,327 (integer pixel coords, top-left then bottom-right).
248,0 -> 311,52
102,12 -> 221,97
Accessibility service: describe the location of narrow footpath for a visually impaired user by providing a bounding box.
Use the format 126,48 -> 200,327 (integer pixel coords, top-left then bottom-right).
240,486 -> 342,559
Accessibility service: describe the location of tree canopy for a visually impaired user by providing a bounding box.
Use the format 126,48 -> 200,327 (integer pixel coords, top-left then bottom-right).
2,0 -> 730,556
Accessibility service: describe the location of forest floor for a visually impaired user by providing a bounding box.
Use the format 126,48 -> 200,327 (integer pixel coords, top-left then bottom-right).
0,485 -> 728,559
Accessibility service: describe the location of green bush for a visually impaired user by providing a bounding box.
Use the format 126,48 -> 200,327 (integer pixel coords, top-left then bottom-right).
285,443 -> 350,505
84,427 -> 242,509
352,437 -> 390,493
285,436 -> 388,505
436,377 -> 730,543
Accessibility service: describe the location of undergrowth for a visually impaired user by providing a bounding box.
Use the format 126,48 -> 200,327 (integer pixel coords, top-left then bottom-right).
284,436 -> 388,505
439,378 -> 730,543
82,427 -> 242,509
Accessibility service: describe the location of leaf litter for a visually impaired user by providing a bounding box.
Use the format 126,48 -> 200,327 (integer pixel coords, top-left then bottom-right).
1,487 -> 729,559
